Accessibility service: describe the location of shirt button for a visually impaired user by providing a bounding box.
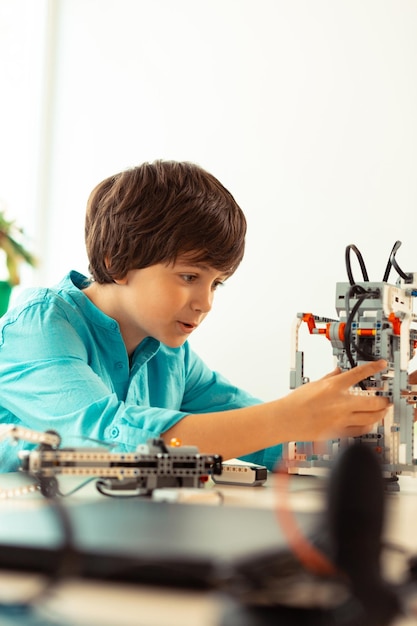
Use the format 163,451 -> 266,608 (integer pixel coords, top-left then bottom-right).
110,427 -> 119,438
115,362 -> 123,369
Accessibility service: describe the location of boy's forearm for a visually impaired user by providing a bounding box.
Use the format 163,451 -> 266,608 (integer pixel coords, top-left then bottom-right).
162,400 -> 291,460
162,364 -> 390,460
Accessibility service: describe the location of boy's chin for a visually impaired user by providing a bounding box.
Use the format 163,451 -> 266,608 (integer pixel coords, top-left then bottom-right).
161,337 -> 188,349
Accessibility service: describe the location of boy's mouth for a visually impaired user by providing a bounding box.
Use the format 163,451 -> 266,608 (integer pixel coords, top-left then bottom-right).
178,321 -> 196,333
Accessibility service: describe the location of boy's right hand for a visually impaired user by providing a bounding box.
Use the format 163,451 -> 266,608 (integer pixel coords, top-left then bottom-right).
287,359 -> 389,442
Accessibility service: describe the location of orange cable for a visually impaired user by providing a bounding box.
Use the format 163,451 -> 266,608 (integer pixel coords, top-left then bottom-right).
274,465 -> 341,578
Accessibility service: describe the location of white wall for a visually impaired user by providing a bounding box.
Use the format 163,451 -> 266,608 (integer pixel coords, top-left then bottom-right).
5,0 -> 417,401
0,0 -> 49,282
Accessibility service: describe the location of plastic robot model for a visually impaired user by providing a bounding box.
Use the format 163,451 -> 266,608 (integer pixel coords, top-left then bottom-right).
0,426 -> 222,497
285,241 -> 417,490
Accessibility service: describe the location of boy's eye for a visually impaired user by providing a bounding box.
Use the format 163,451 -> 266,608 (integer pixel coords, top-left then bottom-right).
179,273 -> 226,288
181,274 -> 196,283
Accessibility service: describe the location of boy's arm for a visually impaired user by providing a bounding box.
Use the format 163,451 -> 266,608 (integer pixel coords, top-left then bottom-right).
163,360 -> 389,461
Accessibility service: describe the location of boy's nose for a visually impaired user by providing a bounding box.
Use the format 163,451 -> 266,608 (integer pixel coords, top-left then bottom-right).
191,289 -> 213,313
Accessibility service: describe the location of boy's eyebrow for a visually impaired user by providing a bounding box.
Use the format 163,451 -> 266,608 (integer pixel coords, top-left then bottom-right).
181,263 -> 210,271
176,261 -> 230,278
175,259 -> 211,271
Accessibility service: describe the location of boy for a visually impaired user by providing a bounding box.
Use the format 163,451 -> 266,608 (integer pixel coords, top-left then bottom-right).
0,160 -> 388,472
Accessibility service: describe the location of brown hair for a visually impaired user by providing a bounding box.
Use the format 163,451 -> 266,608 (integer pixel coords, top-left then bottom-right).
85,160 -> 247,283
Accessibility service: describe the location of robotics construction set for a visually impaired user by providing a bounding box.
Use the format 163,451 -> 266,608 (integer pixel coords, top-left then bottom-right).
1,239 -> 417,497
0,427 -> 223,498
285,240 -> 417,489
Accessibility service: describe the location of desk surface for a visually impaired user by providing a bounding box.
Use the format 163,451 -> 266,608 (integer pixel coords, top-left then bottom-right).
0,470 -> 417,626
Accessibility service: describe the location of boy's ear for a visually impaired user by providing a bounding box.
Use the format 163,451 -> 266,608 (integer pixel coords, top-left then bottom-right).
114,276 -> 128,285
104,256 -> 128,285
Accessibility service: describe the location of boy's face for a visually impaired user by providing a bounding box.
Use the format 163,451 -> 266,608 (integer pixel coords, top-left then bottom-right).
111,256 -> 228,351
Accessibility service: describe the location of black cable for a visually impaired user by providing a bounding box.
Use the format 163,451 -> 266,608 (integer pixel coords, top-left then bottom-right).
348,291 -> 381,363
345,245 -> 369,286
382,240 -> 402,283
343,286 -> 380,390
95,478 -> 148,497
389,241 -> 413,282
344,291 -> 365,367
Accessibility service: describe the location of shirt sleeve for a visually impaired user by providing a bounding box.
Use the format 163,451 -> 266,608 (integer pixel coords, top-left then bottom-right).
181,342 -> 263,413
180,345 -> 283,471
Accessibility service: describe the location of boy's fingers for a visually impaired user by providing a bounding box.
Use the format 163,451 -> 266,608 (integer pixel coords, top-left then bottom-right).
337,359 -> 387,389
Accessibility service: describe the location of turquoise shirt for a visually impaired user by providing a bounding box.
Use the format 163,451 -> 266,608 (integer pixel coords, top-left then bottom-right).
0,271 -> 282,472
